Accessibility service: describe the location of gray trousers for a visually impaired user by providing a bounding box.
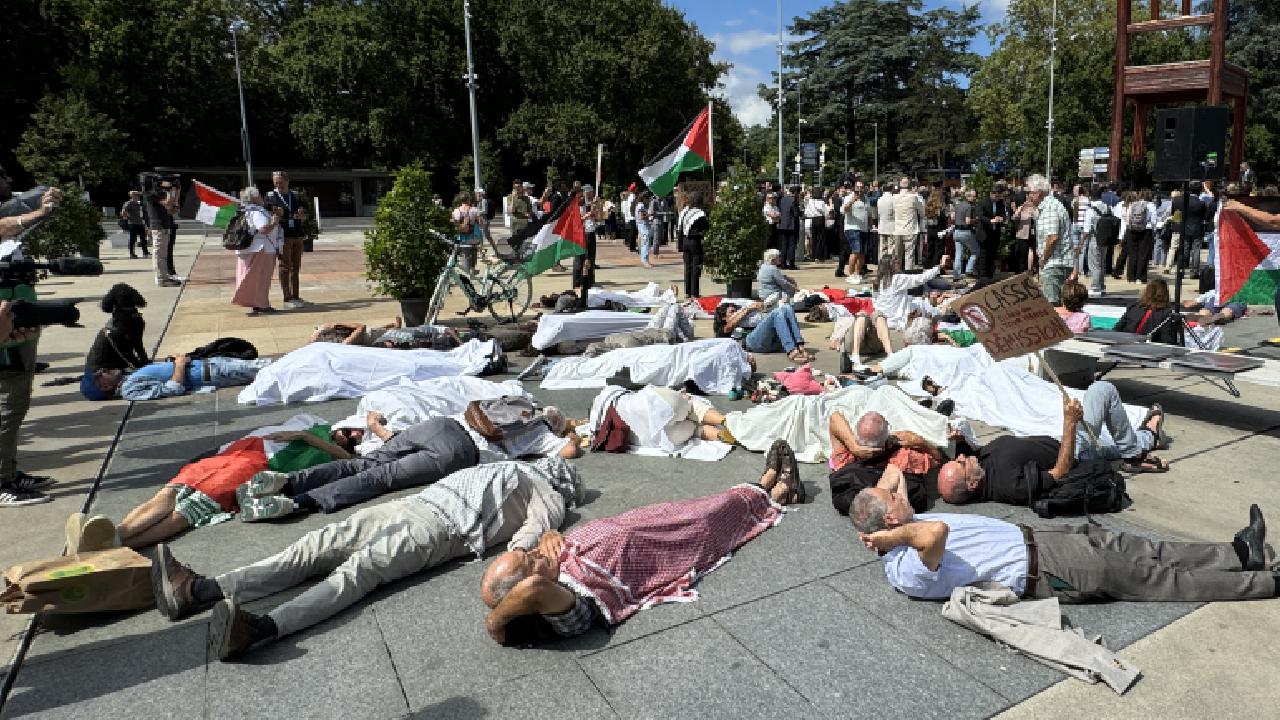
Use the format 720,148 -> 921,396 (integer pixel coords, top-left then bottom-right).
290,417 -> 477,512
216,498 -> 468,636
150,228 -> 171,282
1033,524 -> 1274,603
583,328 -> 676,358
0,339 -> 38,483
1074,381 -> 1153,462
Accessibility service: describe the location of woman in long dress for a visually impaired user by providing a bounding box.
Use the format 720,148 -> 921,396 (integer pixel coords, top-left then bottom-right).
231,187 -> 282,316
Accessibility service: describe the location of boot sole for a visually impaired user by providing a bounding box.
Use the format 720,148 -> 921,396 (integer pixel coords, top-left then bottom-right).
209,599 -> 235,661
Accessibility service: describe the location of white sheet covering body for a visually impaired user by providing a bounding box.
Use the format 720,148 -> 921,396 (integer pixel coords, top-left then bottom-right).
587,282 -> 677,309
724,384 -> 950,464
896,344 -> 1144,442
531,310 -> 656,350
330,376 -> 529,454
585,386 -> 733,461
237,339 -> 500,405
540,338 -> 752,396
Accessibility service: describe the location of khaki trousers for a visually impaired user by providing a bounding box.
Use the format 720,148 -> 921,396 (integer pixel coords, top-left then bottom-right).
0,339 -> 38,482
277,237 -> 305,301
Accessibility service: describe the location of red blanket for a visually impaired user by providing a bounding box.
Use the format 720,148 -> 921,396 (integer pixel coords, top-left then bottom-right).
558,484 -> 783,624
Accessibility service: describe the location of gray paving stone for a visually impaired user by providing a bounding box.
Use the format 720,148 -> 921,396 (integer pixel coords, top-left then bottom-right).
408,664 -> 616,719
714,582 -> 1012,718
3,622 -> 206,720
581,617 -> 817,720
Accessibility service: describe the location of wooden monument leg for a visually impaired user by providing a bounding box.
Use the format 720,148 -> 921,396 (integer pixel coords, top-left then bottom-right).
1230,93 -> 1246,181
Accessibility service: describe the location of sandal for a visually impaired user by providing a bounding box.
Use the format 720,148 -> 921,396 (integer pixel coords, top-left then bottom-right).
765,438 -> 787,478
1142,403 -> 1170,450
770,441 -> 805,505
1121,454 -> 1169,474
788,349 -> 812,363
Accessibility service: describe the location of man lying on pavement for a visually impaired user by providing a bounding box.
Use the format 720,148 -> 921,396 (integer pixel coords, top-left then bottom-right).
81,353 -> 271,401
849,484 -> 1277,602
479,440 -> 802,644
236,397 -> 581,521
152,457 -> 584,661
937,383 -> 1170,508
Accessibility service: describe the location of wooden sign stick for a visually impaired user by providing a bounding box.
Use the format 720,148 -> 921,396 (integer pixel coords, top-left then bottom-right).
1036,350 -> 1102,451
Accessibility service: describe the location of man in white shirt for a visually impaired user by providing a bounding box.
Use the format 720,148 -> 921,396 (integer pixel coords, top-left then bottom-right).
875,185 -> 897,269
891,177 -> 925,269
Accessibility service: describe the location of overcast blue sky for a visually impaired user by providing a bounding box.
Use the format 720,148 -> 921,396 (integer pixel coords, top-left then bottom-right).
669,0 -> 1008,126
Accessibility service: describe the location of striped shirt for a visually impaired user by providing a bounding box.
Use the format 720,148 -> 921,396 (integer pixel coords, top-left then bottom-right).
1035,196 -> 1074,269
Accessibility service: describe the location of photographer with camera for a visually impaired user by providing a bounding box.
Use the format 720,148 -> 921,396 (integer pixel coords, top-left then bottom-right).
0,169 -> 62,507
141,174 -> 183,288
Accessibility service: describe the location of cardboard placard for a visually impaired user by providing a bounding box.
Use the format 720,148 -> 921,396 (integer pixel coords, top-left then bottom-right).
952,273 -> 1073,361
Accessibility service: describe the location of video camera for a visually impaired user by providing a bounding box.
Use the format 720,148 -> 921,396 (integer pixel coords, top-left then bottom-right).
138,172 -> 182,221
0,185 -> 103,328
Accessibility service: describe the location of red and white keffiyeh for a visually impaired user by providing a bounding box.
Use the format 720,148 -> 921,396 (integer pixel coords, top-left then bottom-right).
557,484 -> 784,625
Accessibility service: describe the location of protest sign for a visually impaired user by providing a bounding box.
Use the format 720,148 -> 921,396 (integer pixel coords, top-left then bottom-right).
952,273 -> 1073,361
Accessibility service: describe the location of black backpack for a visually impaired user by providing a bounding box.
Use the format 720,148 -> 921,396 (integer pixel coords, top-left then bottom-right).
1026,459 -> 1128,519
221,207 -> 256,250
1094,205 -> 1121,247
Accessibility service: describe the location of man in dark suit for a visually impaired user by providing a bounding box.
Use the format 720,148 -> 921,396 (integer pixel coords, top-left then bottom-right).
1179,182 -> 1208,273
776,186 -> 802,270
976,183 -> 1010,279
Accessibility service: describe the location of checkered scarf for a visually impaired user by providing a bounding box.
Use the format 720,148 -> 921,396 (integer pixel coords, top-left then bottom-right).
557,484 -> 783,625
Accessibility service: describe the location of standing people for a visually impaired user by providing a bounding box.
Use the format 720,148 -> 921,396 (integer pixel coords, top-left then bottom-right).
762,192 -> 781,251
508,180 -> 532,236
231,187 -> 282,316
1011,191 -> 1039,274
803,188 -> 827,262
623,183 -> 638,252
842,184 -> 870,283
1086,187 -> 1118,296
976,182 -> 1009,279
1072,185 -> 1092,277
951,189 -> 980,280
875,183 -> 897,269
264,171 -> 308,309
451,192 -> 485,273
145,181 -> 181,287
576,186 -> 600,306
1119,189 -> 1156,283
891,177 -> 925,270
1027,175 -> 1074,304
923,187 -> 949,271
119,191 -> 149,259
678,192 -> 708,298
635,192 -> 653,268
776,186 -> 801,270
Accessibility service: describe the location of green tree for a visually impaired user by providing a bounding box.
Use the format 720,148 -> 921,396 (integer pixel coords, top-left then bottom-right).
1227,0 -> 1280,179
16,92 -> 139,185
704,181 -> 767,283
363,164 -> 452,300
22,185 -> 107,259
456,140 -> 504,196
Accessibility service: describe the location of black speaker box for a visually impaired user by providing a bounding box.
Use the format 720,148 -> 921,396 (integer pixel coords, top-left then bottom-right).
1153,107 -> 1229,182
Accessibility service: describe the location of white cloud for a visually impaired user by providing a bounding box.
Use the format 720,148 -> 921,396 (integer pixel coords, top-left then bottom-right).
725,18 -> 744,27
714,63 -> 774,127
725,29 -> 778,54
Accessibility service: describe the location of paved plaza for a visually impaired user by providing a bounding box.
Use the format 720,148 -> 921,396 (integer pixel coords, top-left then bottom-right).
2,223 -> 1278,719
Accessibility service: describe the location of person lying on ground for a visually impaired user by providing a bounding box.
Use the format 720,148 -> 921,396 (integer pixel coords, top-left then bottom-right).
937,385 -> 1170,508
714,299 -> 812,364
586,384 -> 736,453
533,337 -> 755,396
850,486 -> 1277,603
828,410 -> 948,476
1055,280 -> 1092,334
66,414 -> 382,551
236,398 -> 580,521
81,353 -> 270,401
151,457 -> 584,661
1181,288 -> 1246,326
309,319 -> 462,350
479,441 -> 801,645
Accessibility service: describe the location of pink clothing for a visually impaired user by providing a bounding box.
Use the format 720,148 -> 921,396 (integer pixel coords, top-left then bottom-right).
772,364 -> 824,395
557,484 -> 783,624
1055,307 -> 1091,334
232,251 -> 277,309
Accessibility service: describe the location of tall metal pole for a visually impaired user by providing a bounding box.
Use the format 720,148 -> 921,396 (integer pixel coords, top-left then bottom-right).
463,0 -> 483,192
230,23 -> 253,188
776,0 -> 784,187
1045,0 -> 1057,180
873,121 -> 879,181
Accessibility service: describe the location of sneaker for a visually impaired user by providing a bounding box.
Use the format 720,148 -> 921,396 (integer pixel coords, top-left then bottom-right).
517,354 -> 549,381
239,495 -> 297,522
294,297 -> 313,306
151,543 -> 201,620
157,278 -> 182,287
243,470 -> 290,499
846,274 -> 863,285
9,471 -> 54,491
209,598 -> 262,661
284,299 -> 305,309
0,487 -> 52,507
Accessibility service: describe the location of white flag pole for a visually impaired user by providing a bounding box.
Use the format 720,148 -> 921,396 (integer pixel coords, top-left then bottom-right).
595,143 -> 604,193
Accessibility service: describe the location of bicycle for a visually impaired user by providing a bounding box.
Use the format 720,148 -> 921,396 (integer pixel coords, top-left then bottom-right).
425,231 -> 534,326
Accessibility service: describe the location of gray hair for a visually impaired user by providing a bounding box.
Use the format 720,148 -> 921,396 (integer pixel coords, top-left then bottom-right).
850,489 -> 889,533
854,411 -> 891,449
903,316 -> 933,347
1026,174 -> 1051,194
487,568 -> 525,604
763,248 -> 782,264
239,186 -> 263,204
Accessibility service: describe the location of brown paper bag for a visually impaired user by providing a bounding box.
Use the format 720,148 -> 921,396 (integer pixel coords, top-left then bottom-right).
2,547 -> 155,614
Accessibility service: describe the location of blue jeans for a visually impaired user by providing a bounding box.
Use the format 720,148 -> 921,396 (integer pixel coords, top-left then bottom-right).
845,229 -> 865,254
952,229 -> 979,279
1074,381 -> 1153,461
205,357 -> 270,388
1205,231 -> 1217,268
638,222 -> 653,262
744,305 -> 803,354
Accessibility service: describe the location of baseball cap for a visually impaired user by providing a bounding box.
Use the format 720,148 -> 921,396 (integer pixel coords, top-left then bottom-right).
80,371 -> 111,401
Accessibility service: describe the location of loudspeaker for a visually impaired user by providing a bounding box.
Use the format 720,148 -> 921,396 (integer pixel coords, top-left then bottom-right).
1153,107 -> 1229,182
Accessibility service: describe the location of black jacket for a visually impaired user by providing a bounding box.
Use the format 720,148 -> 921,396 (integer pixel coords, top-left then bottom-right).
1181,194 -> 1207,238
1115,303 -> 1180,346
976,197 -> 1009,248
776,194 -> 800,231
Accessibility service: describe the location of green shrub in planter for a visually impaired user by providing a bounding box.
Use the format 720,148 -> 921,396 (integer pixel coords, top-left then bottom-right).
363,163 -> 453,300
704,182 -> 766,287
22,184 -> 105,259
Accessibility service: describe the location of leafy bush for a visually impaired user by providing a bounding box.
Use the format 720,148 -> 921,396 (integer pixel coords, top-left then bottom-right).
703,182 -> 766,281
363,163 -> 453,299
22,185 -> 106,259
294,187 -> 322,239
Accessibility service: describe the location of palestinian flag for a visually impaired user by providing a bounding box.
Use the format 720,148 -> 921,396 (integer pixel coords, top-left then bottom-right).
522,190 -> 586,276
638,105 -> 712,197
1216,202 -> 1280,305
192,180 -> 239,228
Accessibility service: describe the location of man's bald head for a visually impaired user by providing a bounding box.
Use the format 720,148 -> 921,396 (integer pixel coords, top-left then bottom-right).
855,412 -> 891,449
481,551 -> 526,608
937,455 -> 984,504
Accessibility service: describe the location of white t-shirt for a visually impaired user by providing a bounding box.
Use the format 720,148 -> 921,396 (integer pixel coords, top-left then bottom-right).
448,413 -> 570,463
239,204 -> 281,256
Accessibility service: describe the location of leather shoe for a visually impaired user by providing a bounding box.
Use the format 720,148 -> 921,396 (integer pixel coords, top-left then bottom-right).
209,598 -> 263,661
151,543 -> 202,620
1233,504 -> 1267,571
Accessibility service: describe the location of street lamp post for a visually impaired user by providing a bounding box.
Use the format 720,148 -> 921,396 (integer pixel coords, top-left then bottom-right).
462,0 -> 483,192
776,0 -> 784,186
1045,0 -> 1058,180
230,21 -> 253,188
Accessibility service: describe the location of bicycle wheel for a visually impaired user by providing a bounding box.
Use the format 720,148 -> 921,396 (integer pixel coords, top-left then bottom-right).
426,271 -> 451,326
487,265 -> 533,323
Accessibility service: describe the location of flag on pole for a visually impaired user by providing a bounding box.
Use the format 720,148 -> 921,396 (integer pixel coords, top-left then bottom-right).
1216,207 -> 1280,304
522,191 -> 585,276
192,180 -> 240,228
638,106 -> 712,197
